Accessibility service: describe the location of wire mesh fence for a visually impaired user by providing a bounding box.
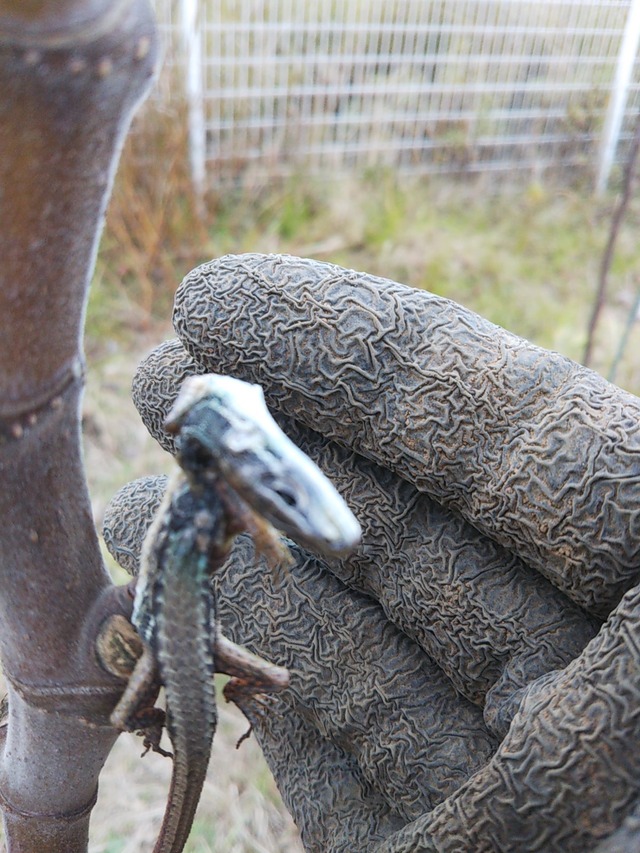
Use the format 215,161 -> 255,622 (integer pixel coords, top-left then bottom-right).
151,0 -> 640,188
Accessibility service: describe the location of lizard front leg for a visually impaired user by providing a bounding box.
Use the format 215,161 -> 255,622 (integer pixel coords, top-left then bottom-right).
216,629 -> 290,746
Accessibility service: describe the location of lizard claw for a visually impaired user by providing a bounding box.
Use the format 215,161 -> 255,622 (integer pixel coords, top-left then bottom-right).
224,681 -> 283,749
140,732 -> 173,760
235,725 -> 253,750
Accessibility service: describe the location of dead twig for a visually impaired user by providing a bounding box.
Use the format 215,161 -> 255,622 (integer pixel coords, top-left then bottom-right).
584,110 -> 640,367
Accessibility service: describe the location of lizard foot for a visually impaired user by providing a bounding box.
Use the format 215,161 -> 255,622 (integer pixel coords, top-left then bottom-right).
125,707 -> 171,759
140,724 -> 173,759
224,682 -> 281,748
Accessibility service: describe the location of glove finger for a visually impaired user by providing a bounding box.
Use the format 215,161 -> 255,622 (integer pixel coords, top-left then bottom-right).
102,474 -> 169,575
131,342 -> 598,738
172,253 -> 640,617
251,691 -> 404,852
101,476 -> 497,842
375,582 -> 640,852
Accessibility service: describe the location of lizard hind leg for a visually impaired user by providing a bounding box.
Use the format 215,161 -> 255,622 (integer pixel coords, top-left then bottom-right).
109,645 -> 171,759
136,709 -> 172,759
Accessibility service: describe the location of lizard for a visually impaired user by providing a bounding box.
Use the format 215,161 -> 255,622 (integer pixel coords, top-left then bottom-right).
104,373 -> 362,853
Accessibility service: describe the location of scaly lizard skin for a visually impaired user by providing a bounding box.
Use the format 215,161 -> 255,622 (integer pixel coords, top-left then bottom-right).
108,374 -> 361,853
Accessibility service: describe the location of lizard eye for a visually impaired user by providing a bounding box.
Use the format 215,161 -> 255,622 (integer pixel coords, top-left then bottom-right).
274,486 -> 298,508
259,472 -> 304,512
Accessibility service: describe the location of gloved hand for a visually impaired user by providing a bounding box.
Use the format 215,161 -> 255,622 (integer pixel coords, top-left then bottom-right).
103,254 -> 640,852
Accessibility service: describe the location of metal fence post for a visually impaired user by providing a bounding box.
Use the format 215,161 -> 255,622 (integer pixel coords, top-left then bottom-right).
179,0 -> 206,210
596,0 -> 640,194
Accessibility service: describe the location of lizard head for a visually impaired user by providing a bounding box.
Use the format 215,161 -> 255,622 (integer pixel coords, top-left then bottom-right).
165,374 -> 361,558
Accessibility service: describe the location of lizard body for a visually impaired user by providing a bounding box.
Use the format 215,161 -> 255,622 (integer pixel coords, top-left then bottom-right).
108,373 -> 361,853
141,477 -> 221,853
111,475 -> 224,853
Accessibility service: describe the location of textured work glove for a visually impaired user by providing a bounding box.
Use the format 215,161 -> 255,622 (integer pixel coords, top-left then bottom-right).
103,254 -> 640,852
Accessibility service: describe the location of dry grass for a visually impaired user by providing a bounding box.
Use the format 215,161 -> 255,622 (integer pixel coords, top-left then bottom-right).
92,134 -> 640,393
92,98 -> 211,336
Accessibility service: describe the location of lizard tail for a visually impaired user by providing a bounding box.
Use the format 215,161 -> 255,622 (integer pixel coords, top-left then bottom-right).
150,511 -> 219,853
153,740 -> 212,853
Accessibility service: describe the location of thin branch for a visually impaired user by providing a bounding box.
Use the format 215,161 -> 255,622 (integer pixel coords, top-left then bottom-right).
584,109 -> 640,367
607,282 -> 640,384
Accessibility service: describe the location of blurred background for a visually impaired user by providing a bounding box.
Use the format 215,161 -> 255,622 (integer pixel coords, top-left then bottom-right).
84,1 -> 640,849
